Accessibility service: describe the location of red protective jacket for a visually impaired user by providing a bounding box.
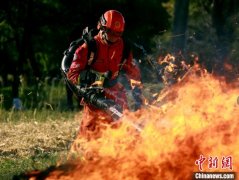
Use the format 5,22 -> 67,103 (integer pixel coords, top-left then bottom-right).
67,33 -> 141,84
67,32 -> 141,140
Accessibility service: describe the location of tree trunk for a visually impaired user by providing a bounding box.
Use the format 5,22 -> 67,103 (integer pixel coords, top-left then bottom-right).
171,0 -> 190,53
13,0 -> 41,101
212,0 -> 238,62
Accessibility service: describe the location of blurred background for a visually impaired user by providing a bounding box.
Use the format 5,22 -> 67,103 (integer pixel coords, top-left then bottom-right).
0,0 -> 239,110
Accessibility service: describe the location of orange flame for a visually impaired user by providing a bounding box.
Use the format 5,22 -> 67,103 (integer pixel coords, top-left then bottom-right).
158,53 -> 191,86
30,67 -> 239,180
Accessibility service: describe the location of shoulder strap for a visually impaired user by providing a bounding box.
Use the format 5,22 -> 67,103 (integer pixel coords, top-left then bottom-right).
68,31 -> 130,72
62,27 -> 98,73
86,39 -> 97,66
62,38 -> 85,73
82,28 -> 98,67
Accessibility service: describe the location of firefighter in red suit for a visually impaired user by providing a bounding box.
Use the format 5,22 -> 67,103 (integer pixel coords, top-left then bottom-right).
67,10 -> 142,140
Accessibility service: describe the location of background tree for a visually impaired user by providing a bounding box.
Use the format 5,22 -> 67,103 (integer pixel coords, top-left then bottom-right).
0,0 -> 170,109
1,0 -> 239,109
212,0 -> 239,63
171,0 -> 190,53
183,0 -> 239,71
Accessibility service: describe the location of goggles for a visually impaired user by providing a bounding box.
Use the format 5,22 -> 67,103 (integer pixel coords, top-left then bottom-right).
102,26 -> 123,37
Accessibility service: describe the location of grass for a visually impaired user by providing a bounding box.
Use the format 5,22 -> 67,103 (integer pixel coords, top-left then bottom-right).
0,109 -> 81,180
0,78 -> 76,111
0,78 -> 164,179
0,151 -> 60,180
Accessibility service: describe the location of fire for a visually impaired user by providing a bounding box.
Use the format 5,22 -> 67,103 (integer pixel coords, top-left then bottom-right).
158,53 -> 191,86
28,67 -> 239,180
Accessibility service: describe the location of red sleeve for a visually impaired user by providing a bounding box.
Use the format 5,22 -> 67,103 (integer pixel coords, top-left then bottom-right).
67,43 -> 88,84
122,52 -> 141,82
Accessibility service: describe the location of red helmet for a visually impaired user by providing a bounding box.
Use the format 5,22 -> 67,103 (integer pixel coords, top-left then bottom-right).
98,10 -> 125,34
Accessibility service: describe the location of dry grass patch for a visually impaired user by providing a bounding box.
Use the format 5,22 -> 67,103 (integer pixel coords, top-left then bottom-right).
0,119 -> 78,157
0,110 -> 81,179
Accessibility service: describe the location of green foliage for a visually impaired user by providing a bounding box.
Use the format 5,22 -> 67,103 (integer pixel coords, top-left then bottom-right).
0,108 -> 76,123
151,0 -> 239,75
1,0 -> 239,88
0,87 -> 13,109
186,1 -> 218,65
0,20 -> 18,61
0,78 -> 74,111
186,1 -> 239,71
0,20 -> 14,46
0,0 -> 172,109
1,0 -> 239,110
0,0 -> 171,79
18,78 -> 68,110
